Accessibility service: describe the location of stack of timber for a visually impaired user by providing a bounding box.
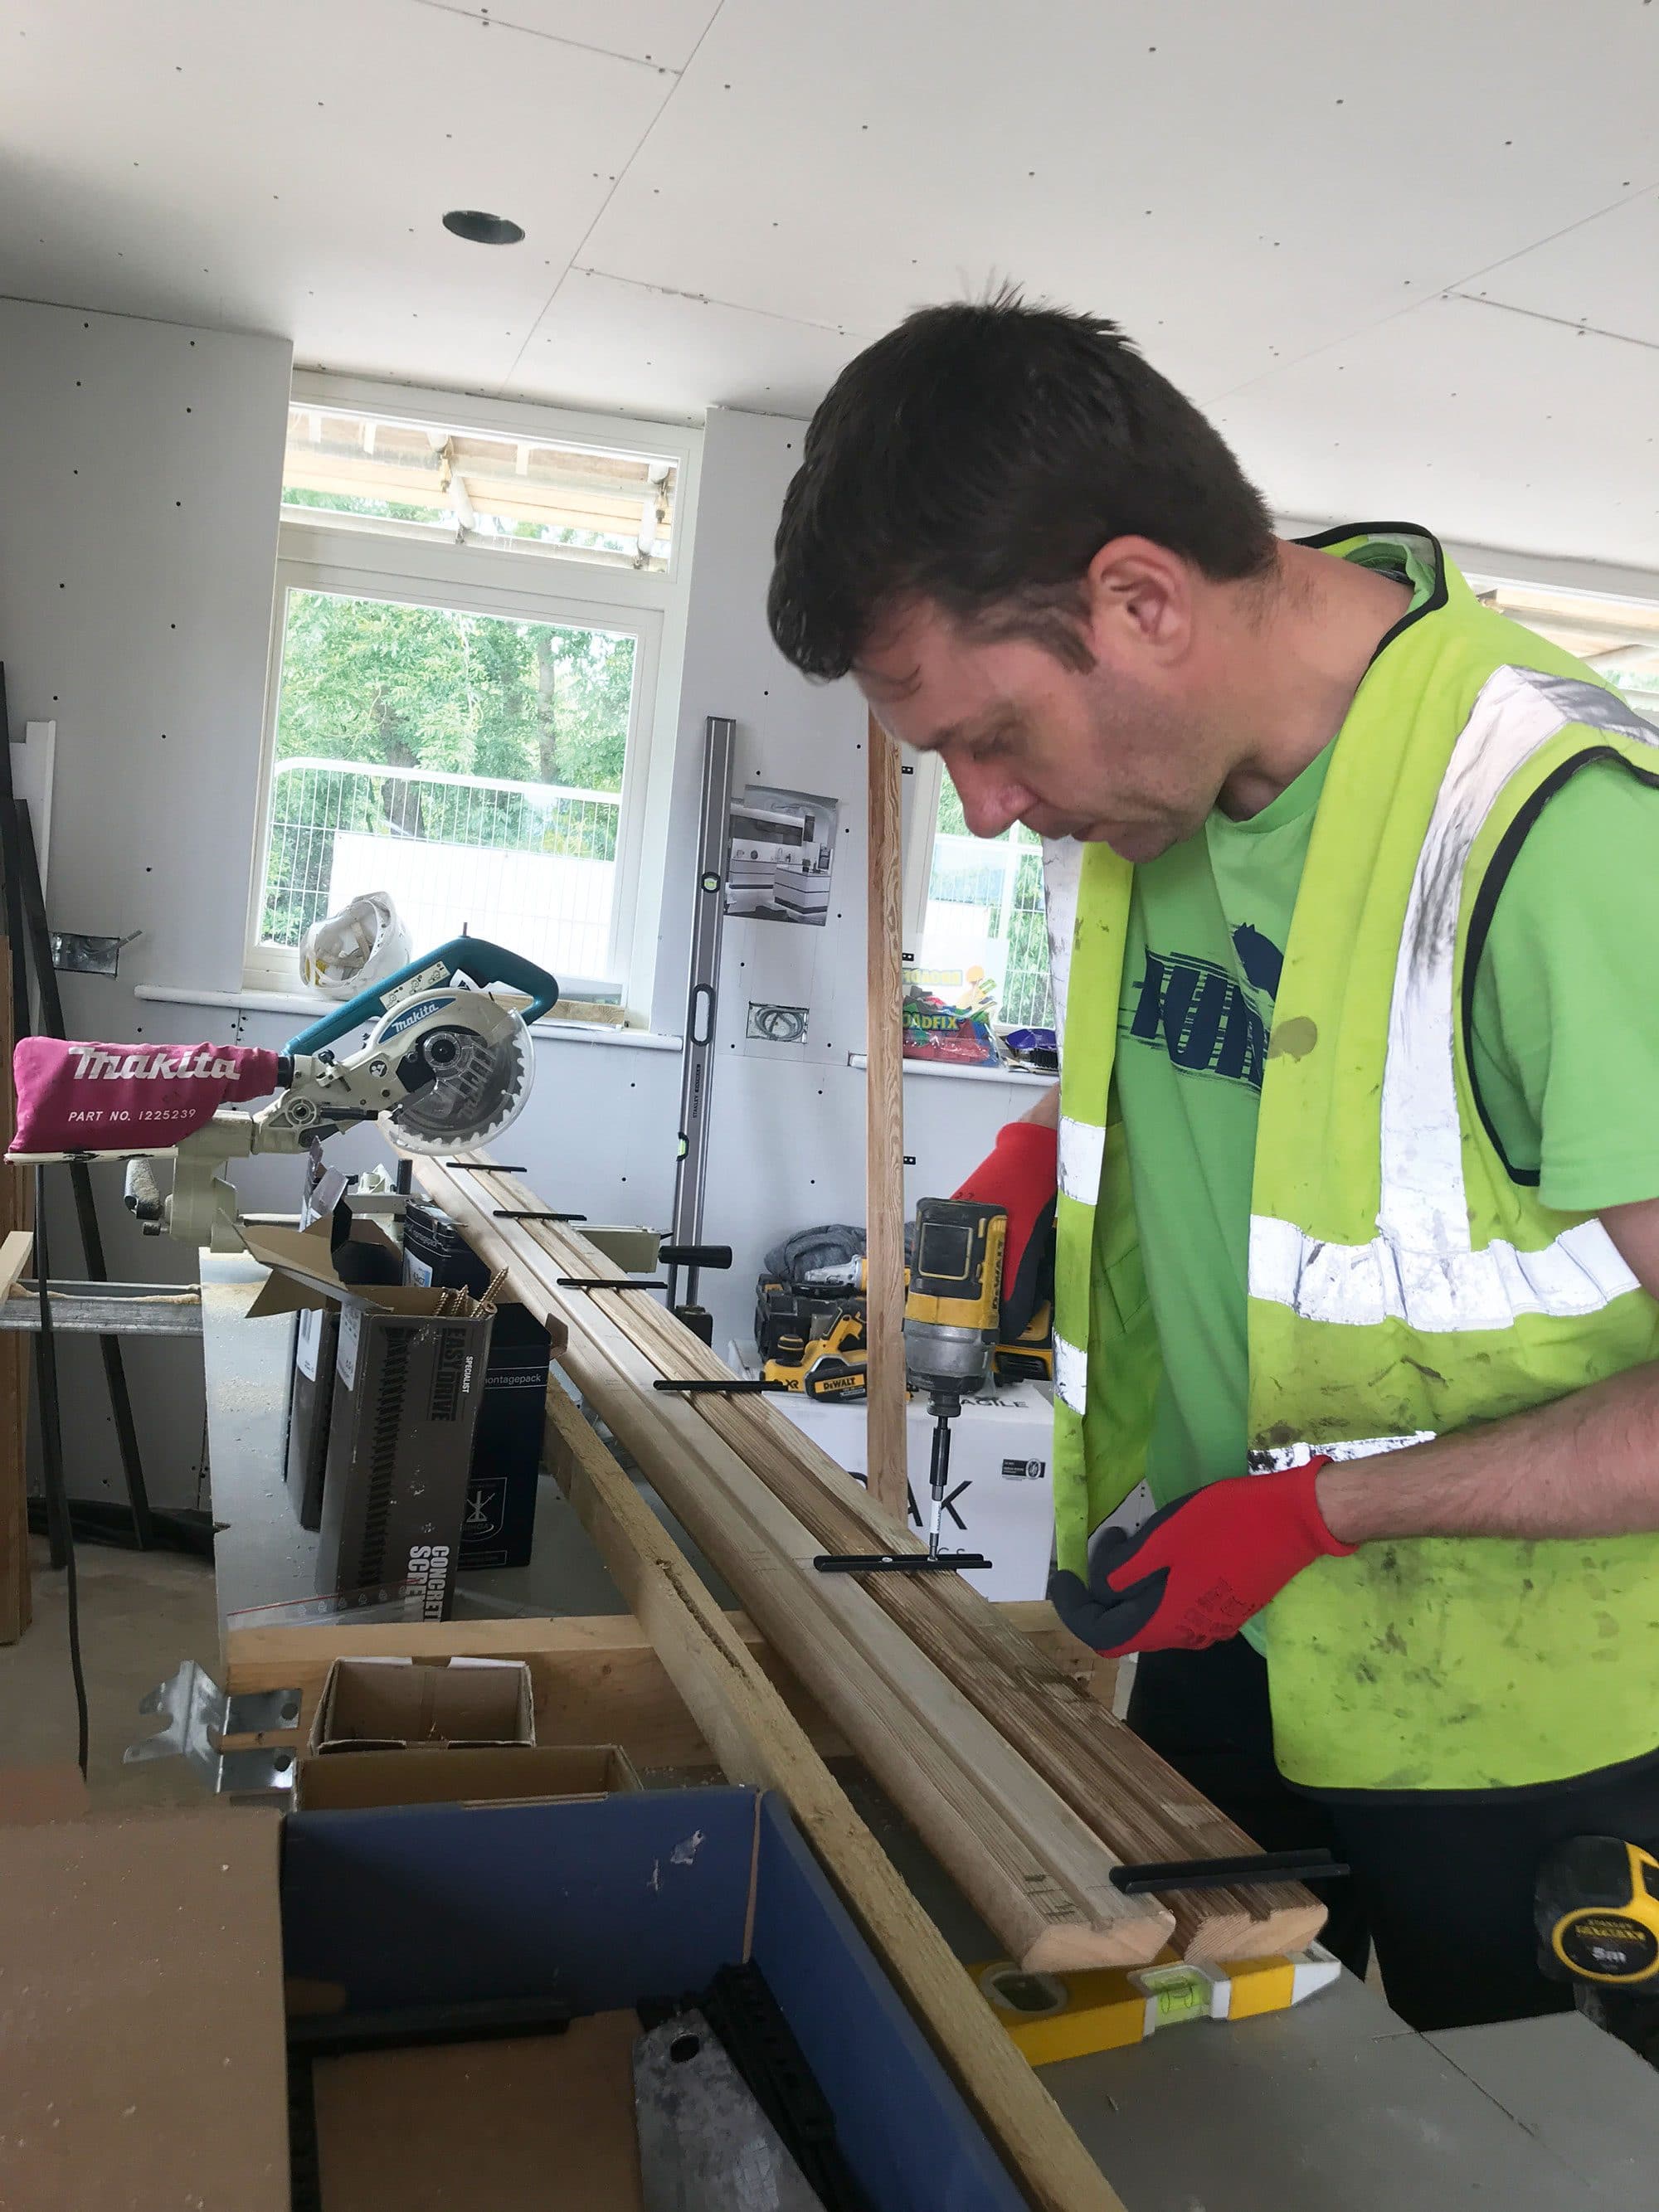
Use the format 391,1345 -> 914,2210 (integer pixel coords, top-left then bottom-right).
411,1154 -> 1325,1968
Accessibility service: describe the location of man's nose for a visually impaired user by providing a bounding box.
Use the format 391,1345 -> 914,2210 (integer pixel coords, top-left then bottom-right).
953,765 -> 1025,842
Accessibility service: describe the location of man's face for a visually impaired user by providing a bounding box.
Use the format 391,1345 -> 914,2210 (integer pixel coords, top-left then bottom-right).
856,590 -> 1224,863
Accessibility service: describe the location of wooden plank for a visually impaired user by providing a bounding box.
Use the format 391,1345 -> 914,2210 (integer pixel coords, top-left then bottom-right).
221,1601 -> 1101,1765
0,938 -> 31,1646
0,1228 -> 34,1300
541,1377 -> 1129,2212
415,1155 -> 1324,1964
864,709 -> 908,1526
998,1596 -> 1119,1709
226,1610 -> 844,1767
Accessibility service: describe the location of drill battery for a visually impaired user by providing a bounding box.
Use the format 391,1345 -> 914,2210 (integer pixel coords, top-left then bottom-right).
756,1223 -> 870,1398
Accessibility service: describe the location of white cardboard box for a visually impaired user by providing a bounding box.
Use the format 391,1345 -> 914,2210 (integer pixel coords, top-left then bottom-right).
753,1365 -> 1057,1601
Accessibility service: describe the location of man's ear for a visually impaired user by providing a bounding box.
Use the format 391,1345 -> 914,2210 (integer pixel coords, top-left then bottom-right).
1083,537 -> 1194,663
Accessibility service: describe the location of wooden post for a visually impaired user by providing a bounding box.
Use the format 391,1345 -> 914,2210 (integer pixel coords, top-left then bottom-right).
864,710 -> 908,1527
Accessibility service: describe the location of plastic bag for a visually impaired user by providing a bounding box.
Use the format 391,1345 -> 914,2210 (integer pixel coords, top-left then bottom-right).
299,892 -> 412,999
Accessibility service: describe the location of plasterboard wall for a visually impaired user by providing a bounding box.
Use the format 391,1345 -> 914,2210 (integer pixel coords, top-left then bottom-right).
0,296 -> 294,1509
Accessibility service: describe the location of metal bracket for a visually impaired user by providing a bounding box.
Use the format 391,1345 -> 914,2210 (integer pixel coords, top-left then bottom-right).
124,1660 -> 301,1794
496,1208 -> 586,1223
557,1276 -> 667,1292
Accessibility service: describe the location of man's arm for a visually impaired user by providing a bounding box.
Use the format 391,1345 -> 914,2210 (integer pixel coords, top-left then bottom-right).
1316,1197 -> 1659,1546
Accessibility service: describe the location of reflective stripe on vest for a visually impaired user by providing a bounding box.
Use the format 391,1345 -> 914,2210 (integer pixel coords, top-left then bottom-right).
1053,1330 -> 1088,1415
1058,1115 -> 1105,1203
1041,838 -> 1084,1034
1048,835 -> 1096,1421
1248,668 -> 1656,1332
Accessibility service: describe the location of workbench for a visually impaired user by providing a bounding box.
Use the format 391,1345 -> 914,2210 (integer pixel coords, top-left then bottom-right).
199,1250 -> 1659,2210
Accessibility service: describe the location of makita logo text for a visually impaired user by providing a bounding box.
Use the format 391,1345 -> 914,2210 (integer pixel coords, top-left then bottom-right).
71,1047 -> 243,1082
406,1544 -> 451,1621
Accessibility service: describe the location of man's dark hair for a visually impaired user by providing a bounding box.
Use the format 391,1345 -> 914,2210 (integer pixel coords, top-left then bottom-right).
768,289 -> 1276,680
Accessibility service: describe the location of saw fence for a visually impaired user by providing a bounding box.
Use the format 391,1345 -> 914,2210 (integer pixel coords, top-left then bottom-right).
413,1153 -> 1324,1976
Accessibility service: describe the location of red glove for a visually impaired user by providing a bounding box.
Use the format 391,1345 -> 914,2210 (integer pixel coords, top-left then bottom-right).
1047,1461 -> 1354,1655
954,1117 -> 1056,1338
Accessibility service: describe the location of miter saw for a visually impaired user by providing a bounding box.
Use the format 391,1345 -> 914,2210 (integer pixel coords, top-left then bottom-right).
7,938 -> 557,1252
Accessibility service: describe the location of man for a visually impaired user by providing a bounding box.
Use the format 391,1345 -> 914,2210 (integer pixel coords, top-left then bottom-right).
766,292 -> 1659,2033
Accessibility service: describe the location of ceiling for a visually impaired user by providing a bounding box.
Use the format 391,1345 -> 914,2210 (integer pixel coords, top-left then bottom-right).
3,0 -> 1657,571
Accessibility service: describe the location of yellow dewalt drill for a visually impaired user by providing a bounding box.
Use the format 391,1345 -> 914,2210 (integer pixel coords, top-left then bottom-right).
903,1197 -> 1007,1558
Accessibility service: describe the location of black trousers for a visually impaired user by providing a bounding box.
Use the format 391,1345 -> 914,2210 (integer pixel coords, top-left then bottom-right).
1126,1638 -> 1659,2032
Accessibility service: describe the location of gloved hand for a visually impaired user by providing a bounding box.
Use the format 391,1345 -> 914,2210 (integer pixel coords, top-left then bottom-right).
1047,1460 -> 1354,1655
953,1117 -> 1056,1338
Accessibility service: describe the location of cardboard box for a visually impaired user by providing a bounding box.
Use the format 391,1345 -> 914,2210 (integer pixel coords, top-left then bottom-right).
286,1187 -> 404,1534
322,1299 -> 493,1619
0,1785 -> 1028,2212
241,1221 -> 500,1622
402,1201 -> 552,1571
297,1743 -> 642,1812
309,1655 -> 537,1754
312,2013 -> 644,2211
761,1372 -> 1058,1600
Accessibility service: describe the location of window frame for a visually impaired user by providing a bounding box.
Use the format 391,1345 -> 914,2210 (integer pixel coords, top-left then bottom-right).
246,372 -> 701,1021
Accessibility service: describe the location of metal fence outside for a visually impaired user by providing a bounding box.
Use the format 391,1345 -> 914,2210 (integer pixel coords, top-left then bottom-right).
260,757 -> 624,981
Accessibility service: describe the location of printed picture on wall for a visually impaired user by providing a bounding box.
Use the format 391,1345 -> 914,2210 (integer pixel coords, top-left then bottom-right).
724,784 -> 839,926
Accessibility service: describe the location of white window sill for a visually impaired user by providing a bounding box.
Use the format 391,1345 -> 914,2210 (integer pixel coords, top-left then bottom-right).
846,1052 -> 1055,1089
133,983 -> 682,1053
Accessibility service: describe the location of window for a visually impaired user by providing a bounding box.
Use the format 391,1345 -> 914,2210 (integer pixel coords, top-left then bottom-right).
248,382 -> 698,1014
906,761 -> 1053,1032
1473,578 -> 1659,700
281,405 -> 676,570
260,589 -> 638,988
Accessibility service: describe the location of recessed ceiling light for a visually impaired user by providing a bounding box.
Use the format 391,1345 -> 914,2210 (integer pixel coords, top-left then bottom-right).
442,209 -> 525,246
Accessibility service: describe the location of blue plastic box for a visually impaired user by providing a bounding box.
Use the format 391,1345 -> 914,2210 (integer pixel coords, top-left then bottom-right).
282,1783 -> 1029,2211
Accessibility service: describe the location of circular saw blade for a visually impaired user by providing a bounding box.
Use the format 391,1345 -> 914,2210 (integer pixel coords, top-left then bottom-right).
389,1002 -> 536,1155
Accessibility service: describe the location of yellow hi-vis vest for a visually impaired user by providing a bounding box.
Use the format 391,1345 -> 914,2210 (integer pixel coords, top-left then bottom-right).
1048,532 -> 1659,1793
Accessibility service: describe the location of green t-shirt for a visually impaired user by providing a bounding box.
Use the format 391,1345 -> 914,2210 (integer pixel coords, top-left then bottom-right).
1110,637 -> 1659,1636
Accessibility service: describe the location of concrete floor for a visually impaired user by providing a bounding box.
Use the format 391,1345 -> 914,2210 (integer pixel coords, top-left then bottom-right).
0,1535 -> 220,1806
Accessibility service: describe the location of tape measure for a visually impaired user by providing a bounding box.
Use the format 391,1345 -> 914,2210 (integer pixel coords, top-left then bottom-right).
1537,1837 -> 1659,1988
